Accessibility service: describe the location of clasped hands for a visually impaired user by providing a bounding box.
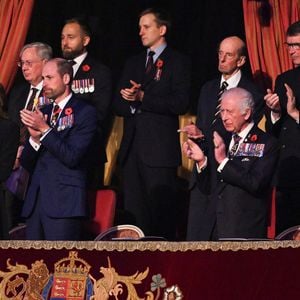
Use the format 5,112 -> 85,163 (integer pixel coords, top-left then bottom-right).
120,80 -> 144,102
20,107 -> 49,142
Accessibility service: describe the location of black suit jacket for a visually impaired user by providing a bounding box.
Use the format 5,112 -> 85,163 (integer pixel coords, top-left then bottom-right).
72,54 -> 112,164
0,118 -> 19,182
265,68 -> 300,188
191,74 -> 264,188
114,47 -> 190,167
8,82 -> 32,126
7,81 -> 51,126
197,125 -> 279,239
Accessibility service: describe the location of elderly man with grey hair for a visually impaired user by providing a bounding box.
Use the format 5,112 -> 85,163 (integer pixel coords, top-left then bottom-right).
4,42 -> 52,234
183,87 -> 279,240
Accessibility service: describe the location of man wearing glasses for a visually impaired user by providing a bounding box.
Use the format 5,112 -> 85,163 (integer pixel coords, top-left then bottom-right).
5,42 -> 52,232
264,21 -> 300,236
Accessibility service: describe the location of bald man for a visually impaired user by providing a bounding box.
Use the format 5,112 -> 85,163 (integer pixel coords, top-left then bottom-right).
180,36 -> 264,240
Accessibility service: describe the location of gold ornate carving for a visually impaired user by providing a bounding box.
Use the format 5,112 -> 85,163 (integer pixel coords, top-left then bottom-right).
1,240 -> 300,252
0,259 -> 49,299
89,257 -> 149,299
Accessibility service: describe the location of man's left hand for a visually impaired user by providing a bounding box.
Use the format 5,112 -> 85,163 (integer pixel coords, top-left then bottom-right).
213,131 -> 226,164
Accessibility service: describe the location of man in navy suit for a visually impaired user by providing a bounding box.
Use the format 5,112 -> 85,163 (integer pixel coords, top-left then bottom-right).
183,88 -> 278,239
264,21 -> 300,235
180,36 -> 264,240
20,58 -> 97,240
114,8 -> 190,239
61,17 -> 112,188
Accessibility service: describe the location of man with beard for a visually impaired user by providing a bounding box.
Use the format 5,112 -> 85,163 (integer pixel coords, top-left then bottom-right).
20,58 -> 97,240
61,17 -> 112,188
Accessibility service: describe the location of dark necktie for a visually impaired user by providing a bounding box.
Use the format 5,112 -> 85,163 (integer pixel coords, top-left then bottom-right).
26,87 -> 39,111
68,60 -> 76,66
228,134 -> 241,158
212,81 -> 228,125
50,104 -> 61,127
145,51 -> 155,74
20,87 -> 39,144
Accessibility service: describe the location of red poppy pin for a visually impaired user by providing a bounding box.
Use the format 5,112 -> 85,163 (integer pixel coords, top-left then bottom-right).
155,59 -> 164,81
156,59 -> 164,68
82,64 -> 91,72
65,107 -> 73,115
250,134 -> 257,142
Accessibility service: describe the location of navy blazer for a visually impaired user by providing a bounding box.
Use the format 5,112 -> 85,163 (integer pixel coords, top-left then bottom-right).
197,125 -> 279,239
21,96 -> 97,218
114,47 -> 190,167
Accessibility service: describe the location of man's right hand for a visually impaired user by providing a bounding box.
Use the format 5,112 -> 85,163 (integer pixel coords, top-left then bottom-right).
264,89 -> 281,119
178,122 -> 204,140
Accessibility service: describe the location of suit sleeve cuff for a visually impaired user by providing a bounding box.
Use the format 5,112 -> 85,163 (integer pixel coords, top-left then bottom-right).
217,158 -> 229,173
196,156 -> 208,173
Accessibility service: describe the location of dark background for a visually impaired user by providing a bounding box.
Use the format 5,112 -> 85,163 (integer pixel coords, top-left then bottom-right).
24,0 -> 248,113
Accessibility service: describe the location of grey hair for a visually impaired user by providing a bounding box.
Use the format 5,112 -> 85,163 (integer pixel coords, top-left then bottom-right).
20,42 -> 53,60
222,87 -> 254,115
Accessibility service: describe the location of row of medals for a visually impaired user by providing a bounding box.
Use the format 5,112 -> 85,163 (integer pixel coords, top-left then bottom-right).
71,78 -> 95,94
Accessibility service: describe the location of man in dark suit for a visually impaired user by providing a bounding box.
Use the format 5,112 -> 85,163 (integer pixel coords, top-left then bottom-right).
20,58 -> 97,240
5,42 -> 52,230
181,36 -> 264,240
264,21 -> 300,235
8,42 -> 53,128
183,88 -> 278,239
61,17 -> 112,188
114,8 -> 190,239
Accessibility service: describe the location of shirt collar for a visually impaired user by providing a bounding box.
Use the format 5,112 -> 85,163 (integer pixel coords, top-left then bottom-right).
54,93 -> 72,110
147,43 -> 167,62
72,52 -> 88,76
221,70 -> 242,89
30,81 -> 43,93
236,121 -> 255,142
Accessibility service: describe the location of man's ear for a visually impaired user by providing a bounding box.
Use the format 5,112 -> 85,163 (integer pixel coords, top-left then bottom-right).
63,73 -> 71,85
83,35 -> 90,47
237,56 -> 246,68
244,108 -> 252,121
159,25 -> 167,37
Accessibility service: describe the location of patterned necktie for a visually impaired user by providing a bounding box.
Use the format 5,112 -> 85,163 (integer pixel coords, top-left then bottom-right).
19,87 -> 39,144
50,104 -> 61,127
212,81 -> 228,125
145,51 -> 155,74
26,87 -> 39,111
228,134 -> 241,158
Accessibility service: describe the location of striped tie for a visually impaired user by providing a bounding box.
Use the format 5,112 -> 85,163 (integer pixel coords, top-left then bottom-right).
212,81 -> 228,125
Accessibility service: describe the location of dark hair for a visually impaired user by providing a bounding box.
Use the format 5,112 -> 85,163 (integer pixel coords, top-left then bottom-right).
51,58 -> 74,83
287,21 -> 300,36
65,17 -> 92,37
139,7 -> 171,31
0,84 -> 7,119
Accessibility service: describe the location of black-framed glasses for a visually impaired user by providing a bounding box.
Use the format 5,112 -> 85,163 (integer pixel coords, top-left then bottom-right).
17,60 -> 42,68
284,42 -> 300,50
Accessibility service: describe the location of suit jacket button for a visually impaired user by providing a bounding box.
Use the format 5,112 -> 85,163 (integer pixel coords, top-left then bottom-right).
282,144 -> 286,149
283,127 -> 287,130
